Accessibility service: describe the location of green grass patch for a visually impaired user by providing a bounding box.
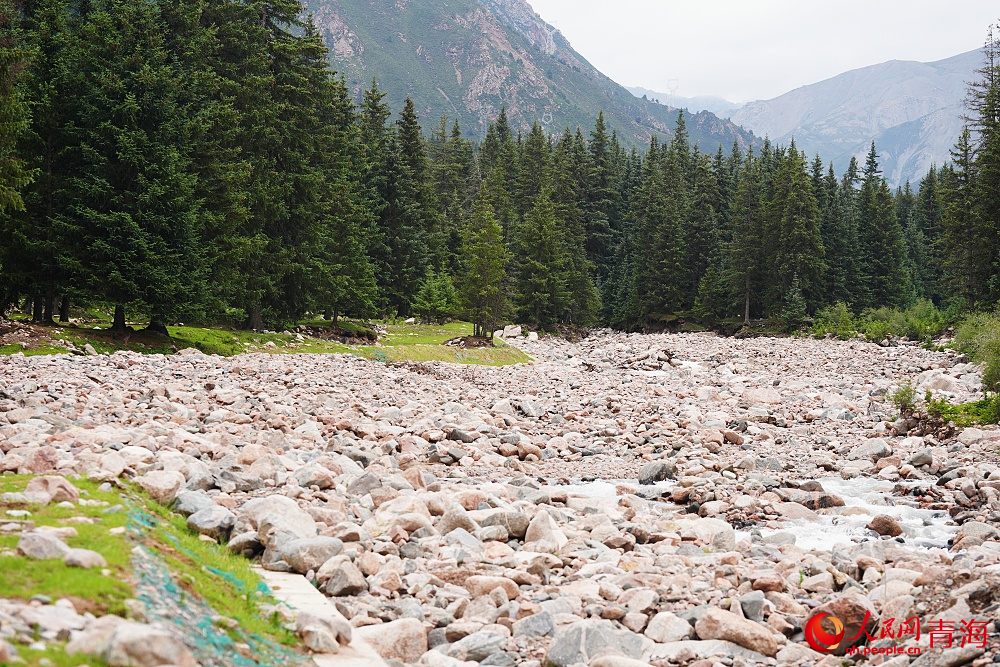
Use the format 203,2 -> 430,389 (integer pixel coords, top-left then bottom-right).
15,645 -> 107,666
0,476 -> 133,615
2,318 -> 530,365
0,474 -> 299,654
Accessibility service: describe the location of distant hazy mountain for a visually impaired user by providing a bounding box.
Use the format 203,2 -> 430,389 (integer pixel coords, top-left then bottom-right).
730,50 -> 982,187
306,0 -> 757,152
626,86 -> 743,118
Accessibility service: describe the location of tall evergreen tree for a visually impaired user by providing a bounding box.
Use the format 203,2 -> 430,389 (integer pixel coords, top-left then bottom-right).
856,143 -> 910,309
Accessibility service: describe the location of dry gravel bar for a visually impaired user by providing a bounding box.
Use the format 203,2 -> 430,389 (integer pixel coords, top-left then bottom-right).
2,330 -> 1000,666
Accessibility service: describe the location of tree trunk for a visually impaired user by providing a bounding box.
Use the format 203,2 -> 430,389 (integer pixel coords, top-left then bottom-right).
59,296 -> 70,323
43,293 -> 55,324
743,276 -> 751,326
111,304 -> 126,331
245,308 -> 264,331
32,297 -> 43,322
145,319 -> 169,336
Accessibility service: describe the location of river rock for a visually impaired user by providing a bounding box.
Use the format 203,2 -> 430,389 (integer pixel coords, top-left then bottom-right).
295,610 -> 352,653
17,531 -> 70,559
65,548 -> 107,568
644,611 -> 693,643
136,470 -> 186,504
281,537 -> 344,574
25,475 -> 79,503
324,557 -> 367,596
355,617 -> 427,663
694,607 -> 778,657
867,514 -> 903,537
103,621 -> 199,667
543,618 -> 648,667
187,505 -> 236,540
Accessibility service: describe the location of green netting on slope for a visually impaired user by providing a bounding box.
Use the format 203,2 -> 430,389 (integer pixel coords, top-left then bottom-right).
126,506 -> 310,667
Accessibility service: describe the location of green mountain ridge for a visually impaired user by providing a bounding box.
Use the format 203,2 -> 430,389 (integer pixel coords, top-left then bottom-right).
307,0 -> 758,151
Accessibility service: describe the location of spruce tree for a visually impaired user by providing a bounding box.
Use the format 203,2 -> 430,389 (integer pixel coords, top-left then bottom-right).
730,148 -> 764,324
856,143 -> 910,309
515,188 -> 569,329
459,188 -> 510,338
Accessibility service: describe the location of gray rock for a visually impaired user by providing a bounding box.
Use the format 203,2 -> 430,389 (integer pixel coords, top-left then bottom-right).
513,611 -> 554,638
481,510 -> 530,539
173,490 -> 214,517
17,532 -> 70,560
908,449 -> 934,466
325,558 -> 368,596
295,610 -> 352,653
638,461 -> 674,485
848,438 -> 892,461
347,472 -> 383,496
543,619 -> 649,667
294,463 -> 335,489
438,507 -> 478,535
447,429 -> 476,443
446,630 -> 505,662
281,537 -> 344,574
187,505 -> 236,541
227,531 -> 262,558
644,611 -> 693,643
739,591 -> 766,622
103,621 -> 198,667
64,548 -> 107,569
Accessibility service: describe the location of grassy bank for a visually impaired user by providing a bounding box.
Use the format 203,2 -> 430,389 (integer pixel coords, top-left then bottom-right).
0,474 -> 300,665
0,318 -> 532,366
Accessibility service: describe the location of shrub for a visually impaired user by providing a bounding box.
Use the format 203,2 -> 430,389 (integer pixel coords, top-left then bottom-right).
889,383 -> 918,414
811,302 -> 856,339
954,312 -> 1000,394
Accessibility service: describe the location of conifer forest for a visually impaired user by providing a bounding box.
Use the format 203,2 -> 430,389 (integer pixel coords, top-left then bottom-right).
1,0 -> 999,337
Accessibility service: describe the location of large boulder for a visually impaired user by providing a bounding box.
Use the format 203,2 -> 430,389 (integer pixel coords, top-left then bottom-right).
17,532 -> 70,560
187,505 -> 236,541
281,537 -> 344,574
238,495 -> 317,548
480,511 -> 529,539
136,471 -> 186,505
543,619 -> 649,667
694,607 -> 778,657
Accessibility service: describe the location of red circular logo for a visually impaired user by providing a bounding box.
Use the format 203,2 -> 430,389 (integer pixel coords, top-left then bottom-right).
805,613 -> 846,653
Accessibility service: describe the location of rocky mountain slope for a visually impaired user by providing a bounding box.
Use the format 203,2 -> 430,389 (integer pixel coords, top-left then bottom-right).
307,0 -> 757,151
731,49 -> 982,187
626,86 -> 744,118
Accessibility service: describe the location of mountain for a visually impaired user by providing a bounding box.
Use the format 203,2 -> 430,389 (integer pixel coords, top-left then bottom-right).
626,86 -> 743,118
307,0 -> 756,151
730,50 -> 982,187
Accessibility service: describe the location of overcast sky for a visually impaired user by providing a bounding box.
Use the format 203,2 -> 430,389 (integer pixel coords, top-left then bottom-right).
527,0 -> 998,102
